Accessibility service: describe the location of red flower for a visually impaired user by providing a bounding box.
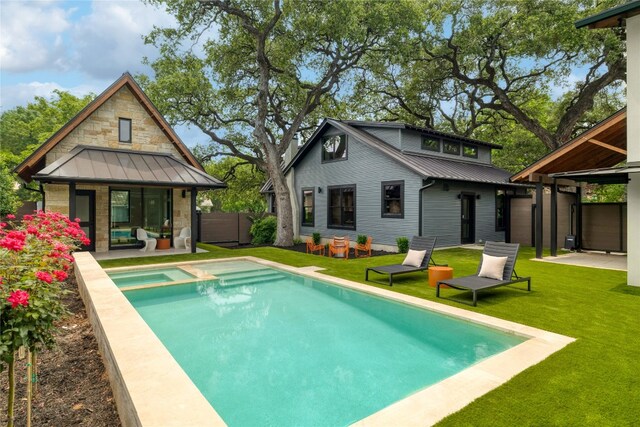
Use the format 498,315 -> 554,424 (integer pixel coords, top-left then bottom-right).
6,214 -> 16,219
74,217 -> 81,223
0,237 -> 25,251
35,271 -> 53,284
81,237 -> 91,246
7,290 -> 29,308
23,214 -> 33,221
26,225 -> 38,234
53,270 -> 68,281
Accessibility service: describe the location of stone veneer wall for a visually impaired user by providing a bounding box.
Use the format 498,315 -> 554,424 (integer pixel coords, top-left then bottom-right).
46,85 -> 183,166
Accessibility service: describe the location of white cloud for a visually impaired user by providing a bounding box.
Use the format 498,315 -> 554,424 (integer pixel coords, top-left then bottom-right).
0,1 -> 72,72
0,81 -> 99,112
70,1 -> 176,79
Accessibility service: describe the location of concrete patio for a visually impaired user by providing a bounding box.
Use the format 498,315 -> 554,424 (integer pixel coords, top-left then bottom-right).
91,247 -> 208,261
533,250 -> 627,271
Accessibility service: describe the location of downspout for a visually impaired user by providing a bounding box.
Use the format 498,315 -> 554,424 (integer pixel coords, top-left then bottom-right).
418,179 -> 437,236
21,183 -> 46,210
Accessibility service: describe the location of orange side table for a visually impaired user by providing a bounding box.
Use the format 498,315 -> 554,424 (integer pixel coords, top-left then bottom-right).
429,266 -> 453,288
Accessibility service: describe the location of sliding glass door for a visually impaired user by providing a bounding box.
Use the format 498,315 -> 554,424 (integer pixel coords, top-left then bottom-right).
109,187 -> 172,249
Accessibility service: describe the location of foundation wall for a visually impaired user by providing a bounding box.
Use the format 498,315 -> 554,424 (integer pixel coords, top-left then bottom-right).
73,252 -> 224,426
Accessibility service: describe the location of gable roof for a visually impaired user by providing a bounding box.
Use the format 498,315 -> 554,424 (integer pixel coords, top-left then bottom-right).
14,72 -> 203,182
510,108 -> 626,183
33,146 -> 225,190
262,119 -> 522,192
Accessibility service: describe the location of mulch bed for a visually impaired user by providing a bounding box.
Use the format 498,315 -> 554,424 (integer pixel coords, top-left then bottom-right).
0,278 -> 121,426
225,242 -> 397,258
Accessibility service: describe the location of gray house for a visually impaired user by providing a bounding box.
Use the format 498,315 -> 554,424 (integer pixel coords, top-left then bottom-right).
264,119 -> 526,250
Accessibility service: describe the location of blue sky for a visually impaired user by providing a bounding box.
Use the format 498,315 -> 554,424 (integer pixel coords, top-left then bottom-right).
0,0 -> 208,147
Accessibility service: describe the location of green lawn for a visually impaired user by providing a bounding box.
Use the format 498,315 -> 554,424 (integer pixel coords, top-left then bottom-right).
99,244 -> 640,426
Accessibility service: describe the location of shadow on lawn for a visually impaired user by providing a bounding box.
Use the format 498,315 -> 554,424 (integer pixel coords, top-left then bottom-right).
609,282 -> 640,296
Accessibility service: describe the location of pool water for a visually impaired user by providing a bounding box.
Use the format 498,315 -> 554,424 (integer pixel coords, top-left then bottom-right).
123,262 -> 524,426
108,268 -> 195,288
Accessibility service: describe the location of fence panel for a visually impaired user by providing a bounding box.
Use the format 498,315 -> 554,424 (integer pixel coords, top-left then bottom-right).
198,212 -> 258,244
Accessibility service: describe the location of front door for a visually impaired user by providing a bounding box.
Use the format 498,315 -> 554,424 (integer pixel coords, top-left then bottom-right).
75,190 -> 95,251
461,193 -> 475,244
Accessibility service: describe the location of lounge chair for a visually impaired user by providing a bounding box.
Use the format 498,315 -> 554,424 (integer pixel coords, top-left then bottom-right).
136,228 -> 157,252
365,236 -> 443,286
436,241 -> 531,306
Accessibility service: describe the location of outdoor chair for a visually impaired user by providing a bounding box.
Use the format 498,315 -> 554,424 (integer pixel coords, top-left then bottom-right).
436,241 -> 531,306
136,228 -> 157,252
365,236 -> 443,286
306,237 -> 325,256
355,236 -> 373,258
174,227 -> 191,249
329,236 -> 350,259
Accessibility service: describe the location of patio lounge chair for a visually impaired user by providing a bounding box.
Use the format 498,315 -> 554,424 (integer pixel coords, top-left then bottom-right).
136,228 -> 157,252
365,236 -> 442,286
436,241 -> 531,306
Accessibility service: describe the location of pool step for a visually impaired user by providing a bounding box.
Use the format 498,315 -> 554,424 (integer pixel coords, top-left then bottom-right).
217,270 -> 287,288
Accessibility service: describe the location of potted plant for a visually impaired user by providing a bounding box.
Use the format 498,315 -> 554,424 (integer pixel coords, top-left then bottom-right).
312,232 -> 321,245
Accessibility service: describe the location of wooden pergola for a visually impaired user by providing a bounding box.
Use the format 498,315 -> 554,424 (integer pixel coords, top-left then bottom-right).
510,109 -> 627,258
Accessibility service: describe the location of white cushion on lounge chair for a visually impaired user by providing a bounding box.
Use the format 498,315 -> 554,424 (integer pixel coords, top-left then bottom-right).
402,249 -> 427,267
478,254 -> 508,280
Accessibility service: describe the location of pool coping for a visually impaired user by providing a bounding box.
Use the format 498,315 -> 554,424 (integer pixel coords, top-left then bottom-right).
78,254 -> 575,426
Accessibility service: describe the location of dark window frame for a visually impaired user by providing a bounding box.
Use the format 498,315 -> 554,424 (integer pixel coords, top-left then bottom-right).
463,144 -> 478,158
495,189 -> 506,231
119,118 -> 132,143
443,140 -> 460,155
421,136 -> 440,152
321,134 -> 348,163
327,184 -> 356,230
381,180 -> 404,219
301,187 -> 315,227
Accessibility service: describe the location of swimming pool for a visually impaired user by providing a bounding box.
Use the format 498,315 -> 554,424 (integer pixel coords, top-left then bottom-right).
122,260 -> 524,426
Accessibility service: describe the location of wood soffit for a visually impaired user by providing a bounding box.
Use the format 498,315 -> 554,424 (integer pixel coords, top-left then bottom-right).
511,109 -> 627,183
14,73 -> 203,182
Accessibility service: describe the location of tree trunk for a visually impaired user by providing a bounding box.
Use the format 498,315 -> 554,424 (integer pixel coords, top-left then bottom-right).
264,142 -> 295,247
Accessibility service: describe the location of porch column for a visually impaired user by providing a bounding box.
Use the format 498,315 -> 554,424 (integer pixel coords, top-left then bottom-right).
550,180 -> 558,257
190,187 -> 197,254
627,14 -> 640,286
535,180 -> 543,259
575,186 -> 582,251
69,182 -> 76,220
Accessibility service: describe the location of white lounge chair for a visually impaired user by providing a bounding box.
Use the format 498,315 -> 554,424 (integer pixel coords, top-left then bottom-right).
174,227 -> 191,249
136,228 -> 157,252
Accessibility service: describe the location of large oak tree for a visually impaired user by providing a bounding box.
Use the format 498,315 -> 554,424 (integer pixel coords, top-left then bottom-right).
141,0 -> 419,246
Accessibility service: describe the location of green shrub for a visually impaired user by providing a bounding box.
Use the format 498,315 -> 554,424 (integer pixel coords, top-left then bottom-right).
357,234 -> 368,245
396,236 -> 409,253
250,216 -> 277,244
312,232 -> 321,245
293,237 -> 303,245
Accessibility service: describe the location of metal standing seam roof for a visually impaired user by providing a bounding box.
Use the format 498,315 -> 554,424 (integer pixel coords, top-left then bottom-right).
33,146 -> 226,189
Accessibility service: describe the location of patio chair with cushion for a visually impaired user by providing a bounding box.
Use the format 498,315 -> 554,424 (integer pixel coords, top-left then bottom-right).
329,236 -> 350,259
436,241 -> 531,306
365,236 -> 443,286
136,228 -> 157,252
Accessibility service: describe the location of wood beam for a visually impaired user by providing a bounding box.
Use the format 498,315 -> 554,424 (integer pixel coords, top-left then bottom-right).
587,138 -> 627,155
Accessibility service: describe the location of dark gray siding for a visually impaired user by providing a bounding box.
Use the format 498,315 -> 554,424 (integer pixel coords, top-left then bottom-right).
294,124 -> 422,246
421,180 -> 505,247
401,129 -> 492,164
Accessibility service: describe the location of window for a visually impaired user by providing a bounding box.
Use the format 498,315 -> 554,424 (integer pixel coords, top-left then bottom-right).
321,135 -> 347,162
302,188 -> 314,226
463,144 -> 478,158
110,190 -> 130,223
119,118 -> 132,143
443,140 -> 460,155
328,185 -> 356,229
381,180 -> 404,218
269,193 -> 277,214
421,136 -> 440,152
495,189 -> 506,231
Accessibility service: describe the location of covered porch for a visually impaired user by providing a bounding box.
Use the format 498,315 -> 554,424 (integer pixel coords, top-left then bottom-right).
33,146 -> 225,254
